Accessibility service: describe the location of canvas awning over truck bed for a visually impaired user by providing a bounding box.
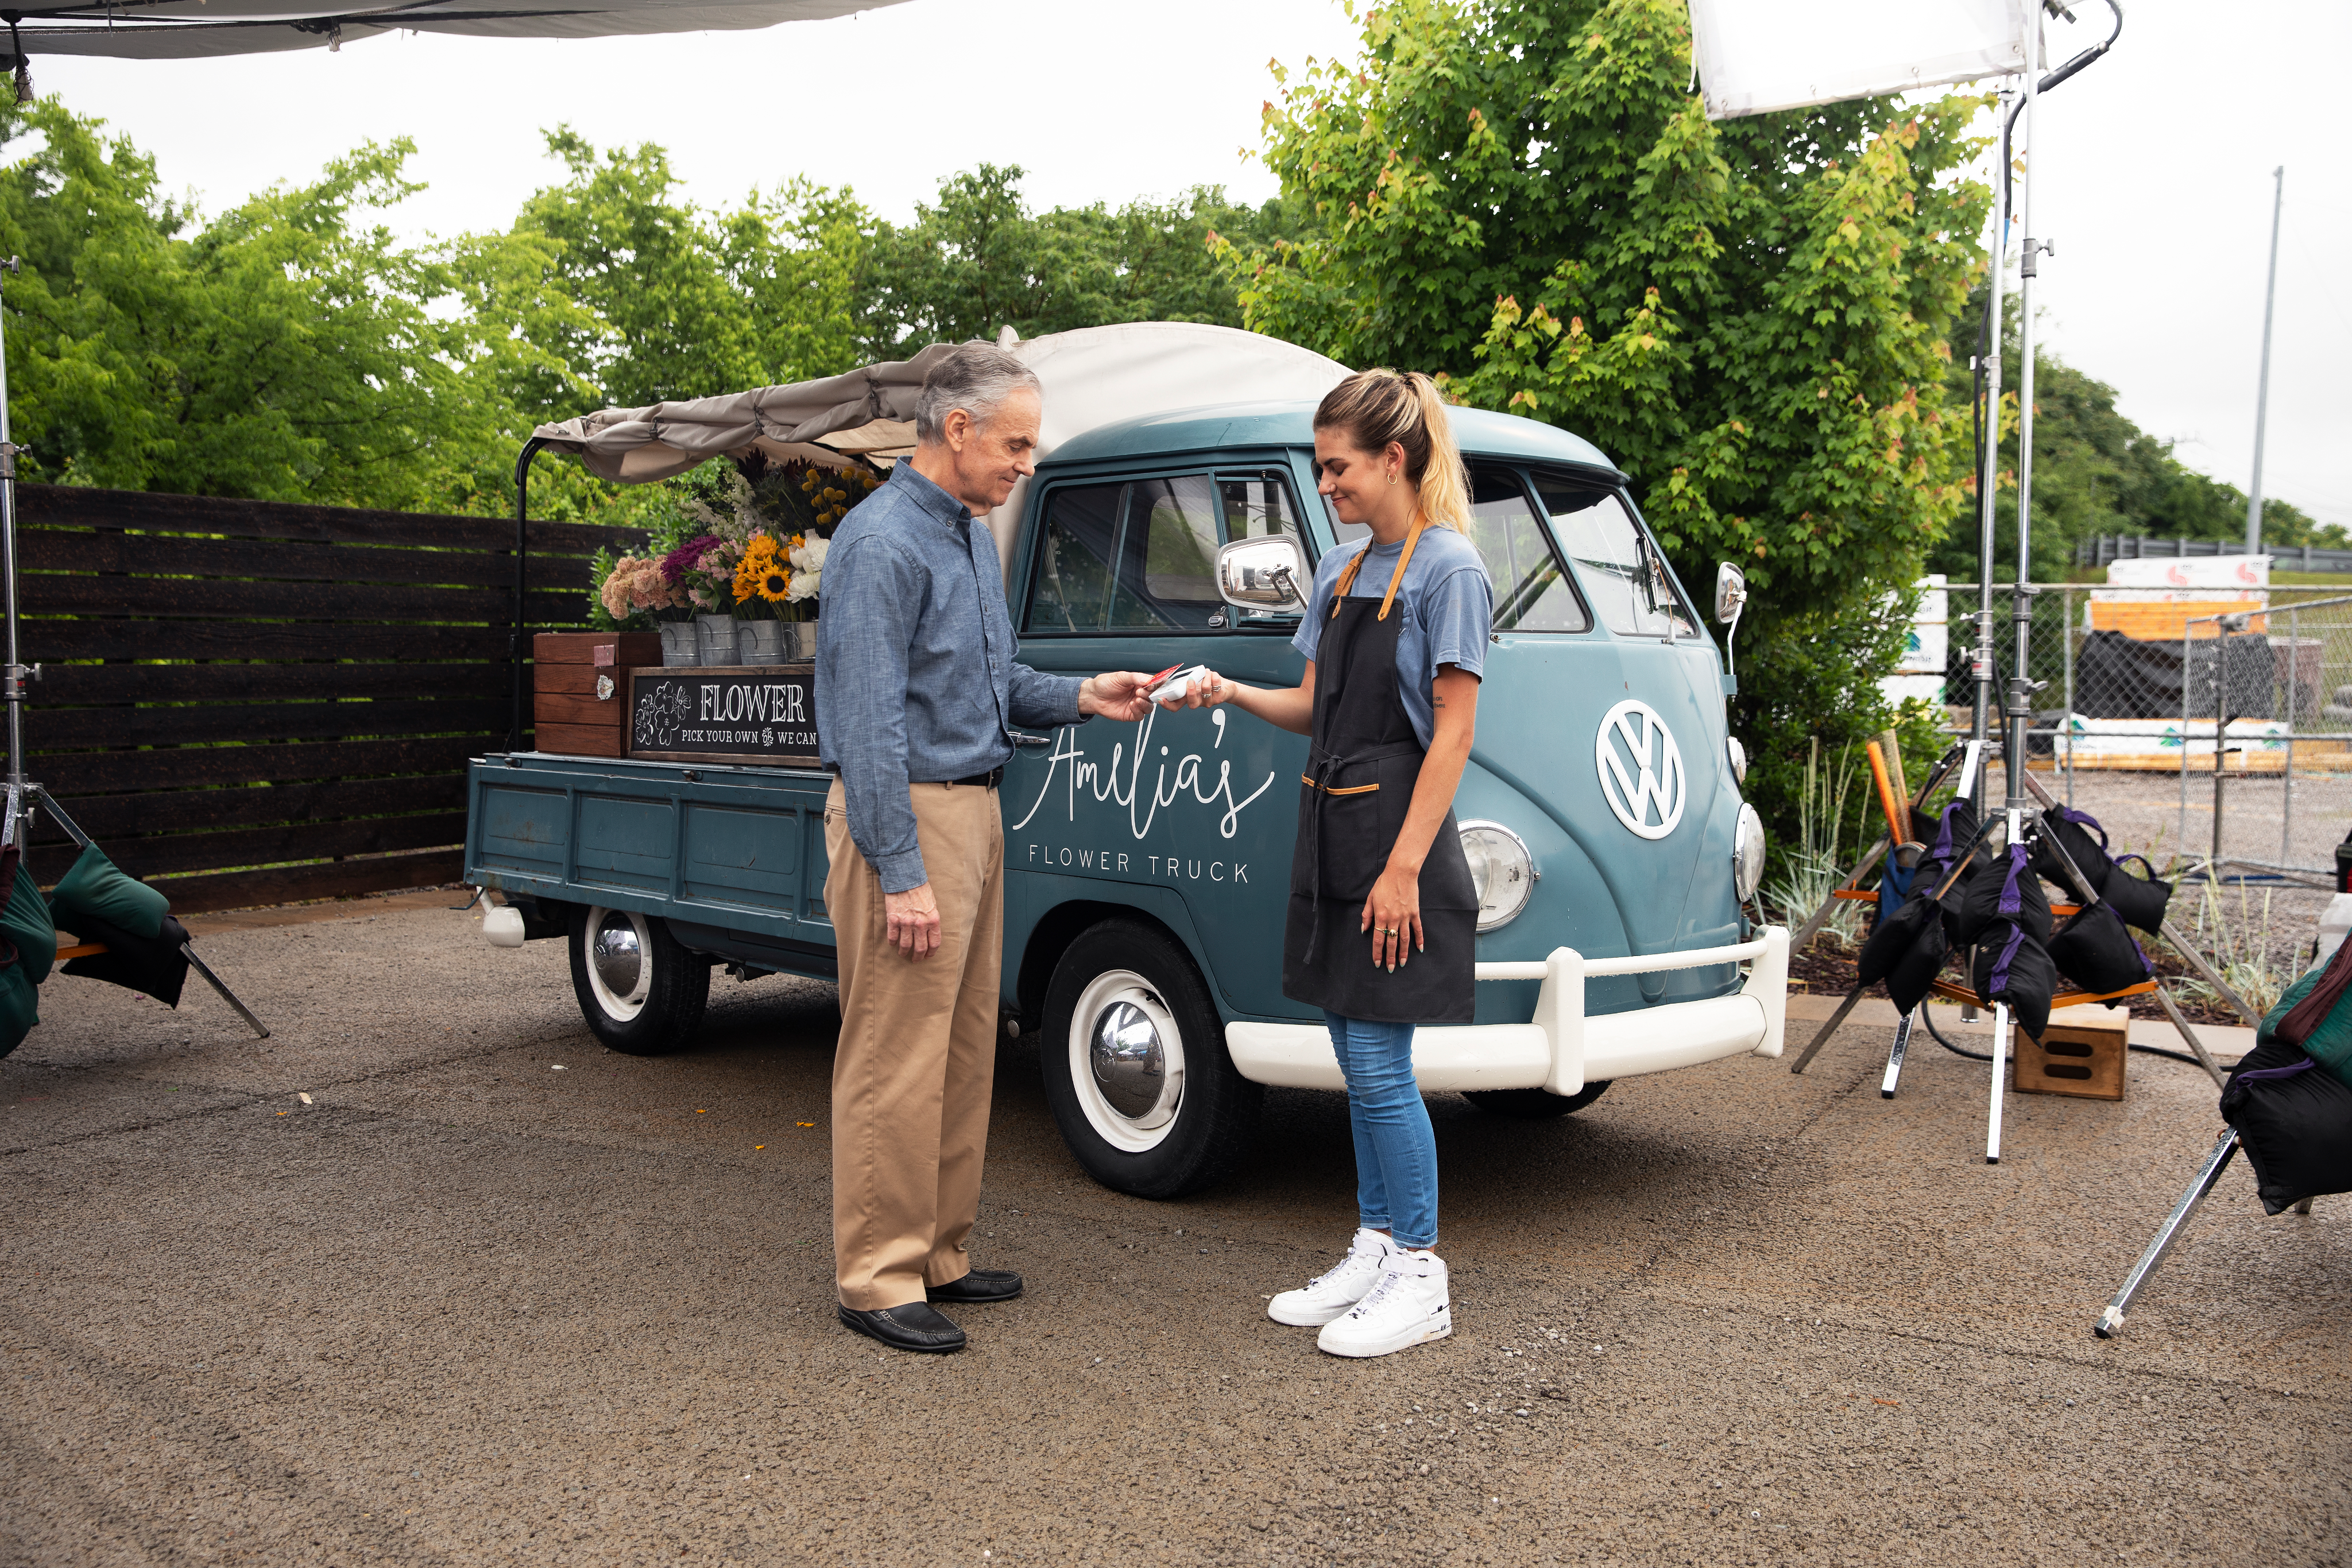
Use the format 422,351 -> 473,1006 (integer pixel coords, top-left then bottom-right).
0,0 -> 898,62
527,322 -> 1355,569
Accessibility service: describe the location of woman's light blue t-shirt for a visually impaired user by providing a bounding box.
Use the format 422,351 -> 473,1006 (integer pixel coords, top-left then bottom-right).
1290,528 -> 1495,749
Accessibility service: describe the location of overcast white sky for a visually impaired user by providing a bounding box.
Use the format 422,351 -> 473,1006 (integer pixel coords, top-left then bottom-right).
32,0 -> 2350,531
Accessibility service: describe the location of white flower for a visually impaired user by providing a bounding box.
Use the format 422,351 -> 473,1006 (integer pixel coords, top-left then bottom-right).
787,569 -> 821,603
789,536 -> 830,574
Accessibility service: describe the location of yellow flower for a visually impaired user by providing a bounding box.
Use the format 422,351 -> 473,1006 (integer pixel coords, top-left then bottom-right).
757,567 -> 792,603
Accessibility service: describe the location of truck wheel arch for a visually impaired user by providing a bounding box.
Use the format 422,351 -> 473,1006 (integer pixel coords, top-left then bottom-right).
1012,897 -> 1222,1034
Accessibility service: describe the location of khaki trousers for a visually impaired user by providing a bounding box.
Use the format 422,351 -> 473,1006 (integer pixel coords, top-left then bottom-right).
824,776 -> 1004,1311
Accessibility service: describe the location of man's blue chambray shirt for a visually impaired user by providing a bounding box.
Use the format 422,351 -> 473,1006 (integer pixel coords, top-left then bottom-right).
817,459 -> 1086,893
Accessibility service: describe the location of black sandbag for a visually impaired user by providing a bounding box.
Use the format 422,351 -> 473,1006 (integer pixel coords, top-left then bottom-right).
1951,844 -> 2052,947
1972,923 -> 2056,1040
2030,804 -> 2113,900
2047,901 -> 2152,996
1859,891 -> 1938,987
2220,1035 -> 2352,1214
1916,799 -> 1977,879
61,911 -> 190,1008
1884,908 -> 1949,1014
2099,853 -> 2173,934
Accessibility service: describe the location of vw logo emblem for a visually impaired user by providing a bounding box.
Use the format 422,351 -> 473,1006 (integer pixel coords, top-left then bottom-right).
1595,699 -> 1686,840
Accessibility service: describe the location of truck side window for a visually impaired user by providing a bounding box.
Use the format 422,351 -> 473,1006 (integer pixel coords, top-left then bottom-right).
1218,471 -> 1307,622
1028,481 -> 1124,633
1111,475 -> 1225,632
1535,477 -> 1697,640
1464,464 -> 1591,633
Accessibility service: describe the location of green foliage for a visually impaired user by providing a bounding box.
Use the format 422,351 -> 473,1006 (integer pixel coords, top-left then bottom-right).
1231,0 -> 1989,856
862,164 -> 1305,350
1933,292 -> 2339,580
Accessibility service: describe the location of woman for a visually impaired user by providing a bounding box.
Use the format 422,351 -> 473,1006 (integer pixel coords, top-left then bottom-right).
1170,369 -> 1492,1358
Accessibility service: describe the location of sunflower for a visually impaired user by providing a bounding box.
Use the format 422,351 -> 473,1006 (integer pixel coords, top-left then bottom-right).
733,535 -> 783,605
757,564 -> 792,603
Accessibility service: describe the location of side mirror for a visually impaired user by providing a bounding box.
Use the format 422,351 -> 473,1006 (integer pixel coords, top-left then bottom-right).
1216,536 -> 1307,614
1714,562 -> 1748,625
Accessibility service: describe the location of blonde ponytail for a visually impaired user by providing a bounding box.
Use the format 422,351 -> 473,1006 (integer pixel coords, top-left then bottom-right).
1313,367 -> 1472,533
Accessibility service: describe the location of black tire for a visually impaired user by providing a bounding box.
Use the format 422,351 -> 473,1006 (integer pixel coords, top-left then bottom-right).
567,904 -> 710,1056
1039,917 -> 1262,1199
1463,1080 -> 1611,1118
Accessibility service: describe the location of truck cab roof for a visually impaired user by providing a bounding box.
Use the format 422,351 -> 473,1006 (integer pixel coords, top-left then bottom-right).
1045,398 -> 1627,482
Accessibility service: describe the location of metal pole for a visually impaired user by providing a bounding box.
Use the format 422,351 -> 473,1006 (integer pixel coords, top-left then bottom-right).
2245,167 -> 2283,553
2284,602 -> 2297,865
0,256 -> 24,805
1972,87 -> 2017,810
2063,586 -> 2076,807
2008,25 -> 2043,822
510,439 -> 546,754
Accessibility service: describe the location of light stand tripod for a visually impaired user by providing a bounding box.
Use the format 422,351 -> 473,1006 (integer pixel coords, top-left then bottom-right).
0,258 -> 268,1040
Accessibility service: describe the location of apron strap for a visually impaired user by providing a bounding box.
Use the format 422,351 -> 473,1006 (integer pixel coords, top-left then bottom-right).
1328,514 -> 1430,621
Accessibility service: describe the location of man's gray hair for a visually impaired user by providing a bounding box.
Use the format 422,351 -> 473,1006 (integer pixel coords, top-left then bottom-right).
914,340 -> 1042,444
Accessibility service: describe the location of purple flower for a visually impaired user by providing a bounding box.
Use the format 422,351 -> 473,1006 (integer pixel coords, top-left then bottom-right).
659,535 -> 725,586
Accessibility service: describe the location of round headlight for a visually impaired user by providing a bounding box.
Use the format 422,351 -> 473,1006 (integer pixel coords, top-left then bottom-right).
1726,736 -> 1748,785
1733,802 -> 1766,901
1459,820 -> 1537,932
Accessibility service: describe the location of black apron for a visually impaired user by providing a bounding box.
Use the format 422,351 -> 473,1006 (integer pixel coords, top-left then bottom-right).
1282,523 -> 1479,1025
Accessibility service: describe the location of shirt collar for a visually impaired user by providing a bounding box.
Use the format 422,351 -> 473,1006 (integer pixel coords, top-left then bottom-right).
891,457 -> 973,530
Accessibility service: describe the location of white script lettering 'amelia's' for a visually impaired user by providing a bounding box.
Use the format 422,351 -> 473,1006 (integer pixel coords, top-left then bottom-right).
1011,705 -> 1276,842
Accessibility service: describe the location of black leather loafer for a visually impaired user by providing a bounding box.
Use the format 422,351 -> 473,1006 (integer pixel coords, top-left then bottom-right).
927,1268 -> 1024,1304
837,1300 -> 966,1353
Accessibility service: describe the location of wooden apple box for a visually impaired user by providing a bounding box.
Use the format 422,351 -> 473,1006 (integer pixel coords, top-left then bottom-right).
2013,1009 -> 2130,1101
533,632 -> 663,757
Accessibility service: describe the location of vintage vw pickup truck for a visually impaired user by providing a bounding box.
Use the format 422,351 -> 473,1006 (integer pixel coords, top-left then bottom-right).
465,324 -> 1787,1197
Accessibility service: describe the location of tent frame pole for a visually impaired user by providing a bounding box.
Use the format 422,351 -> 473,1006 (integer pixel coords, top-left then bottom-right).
511,439 -> 547,754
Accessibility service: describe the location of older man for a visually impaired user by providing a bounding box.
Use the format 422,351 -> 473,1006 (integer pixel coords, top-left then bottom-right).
817,340 -> 1154,1354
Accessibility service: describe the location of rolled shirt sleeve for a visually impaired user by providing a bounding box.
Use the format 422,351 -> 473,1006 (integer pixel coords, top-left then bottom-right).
821,535 -> 930,893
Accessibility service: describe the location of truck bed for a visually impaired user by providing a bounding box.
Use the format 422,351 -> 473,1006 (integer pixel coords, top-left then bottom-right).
463,752 -> 840,980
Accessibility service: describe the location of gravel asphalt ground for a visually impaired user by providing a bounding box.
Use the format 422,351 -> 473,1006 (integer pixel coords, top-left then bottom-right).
2,893 -> 2346,1566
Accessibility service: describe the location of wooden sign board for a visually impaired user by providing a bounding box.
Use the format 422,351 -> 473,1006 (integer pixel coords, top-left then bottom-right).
628,664 -> 821,767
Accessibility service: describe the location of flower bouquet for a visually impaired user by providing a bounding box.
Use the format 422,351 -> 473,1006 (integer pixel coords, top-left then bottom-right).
589,453 -> 879,665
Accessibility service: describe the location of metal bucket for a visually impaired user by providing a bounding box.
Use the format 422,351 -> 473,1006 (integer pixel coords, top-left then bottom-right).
738,620 -> 788,665
790,616 -> 820,660
659,621 -> 698,667
695,614 -> 740,666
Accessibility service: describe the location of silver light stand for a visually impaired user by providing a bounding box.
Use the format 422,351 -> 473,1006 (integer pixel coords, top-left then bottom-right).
0,260 -> 268,1038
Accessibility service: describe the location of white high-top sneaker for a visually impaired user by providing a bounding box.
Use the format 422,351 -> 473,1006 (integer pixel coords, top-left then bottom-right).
1316,1247 -> 1452,1358
1267,1228 -> 1395,1326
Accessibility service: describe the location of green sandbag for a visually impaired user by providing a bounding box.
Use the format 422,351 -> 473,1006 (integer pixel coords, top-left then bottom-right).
4,861 -> 54,986
2260,964 -> 2352,1091
48,842 -> 169,942
0,959 -> 36,1059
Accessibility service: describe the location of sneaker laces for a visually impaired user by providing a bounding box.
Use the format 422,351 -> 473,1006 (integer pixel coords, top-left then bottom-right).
1348,1269 -> 1405,1317
1307,1236 -> 1382,1291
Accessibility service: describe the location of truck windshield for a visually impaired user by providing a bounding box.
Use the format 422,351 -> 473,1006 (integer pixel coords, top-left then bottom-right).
1326,463 -> 1592,633
1533,476 -> 1696,640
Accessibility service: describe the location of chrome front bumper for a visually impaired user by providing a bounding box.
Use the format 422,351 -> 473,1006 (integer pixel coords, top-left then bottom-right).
1223,927 -> 1789,1094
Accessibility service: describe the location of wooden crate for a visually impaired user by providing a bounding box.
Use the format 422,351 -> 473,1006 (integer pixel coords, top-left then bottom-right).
2013,1015 -> 2129,1101
533,632 -> 663,757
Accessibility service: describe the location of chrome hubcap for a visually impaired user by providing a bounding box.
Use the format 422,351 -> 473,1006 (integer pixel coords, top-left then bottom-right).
591,914 -> 643,997
583,907 -> 653,1022
1090,999 -> 1166,1118
1067,969 -> 1186,1153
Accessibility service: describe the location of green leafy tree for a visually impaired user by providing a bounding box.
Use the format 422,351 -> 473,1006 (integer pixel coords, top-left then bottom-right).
1935,294 -> 2337,579
862,164 -> 1304,349
0,98 -> 517,510
1231,0 -> 1991,849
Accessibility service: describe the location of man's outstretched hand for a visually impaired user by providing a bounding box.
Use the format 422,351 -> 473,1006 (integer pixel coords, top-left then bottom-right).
1078,671 -> 1161,723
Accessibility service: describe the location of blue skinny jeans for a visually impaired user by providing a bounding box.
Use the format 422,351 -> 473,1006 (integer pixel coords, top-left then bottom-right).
1323,1011 -> 1439,1250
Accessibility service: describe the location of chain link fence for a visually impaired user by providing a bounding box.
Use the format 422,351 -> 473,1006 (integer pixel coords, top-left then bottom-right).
1895,584 -> 2352,999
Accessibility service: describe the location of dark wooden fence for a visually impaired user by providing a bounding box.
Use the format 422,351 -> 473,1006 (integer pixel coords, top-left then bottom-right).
5,484 -> 646,911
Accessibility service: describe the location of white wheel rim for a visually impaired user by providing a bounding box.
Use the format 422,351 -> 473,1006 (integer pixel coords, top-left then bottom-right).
585,907 -> 654,1023
1068,968 -> 1186,1154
